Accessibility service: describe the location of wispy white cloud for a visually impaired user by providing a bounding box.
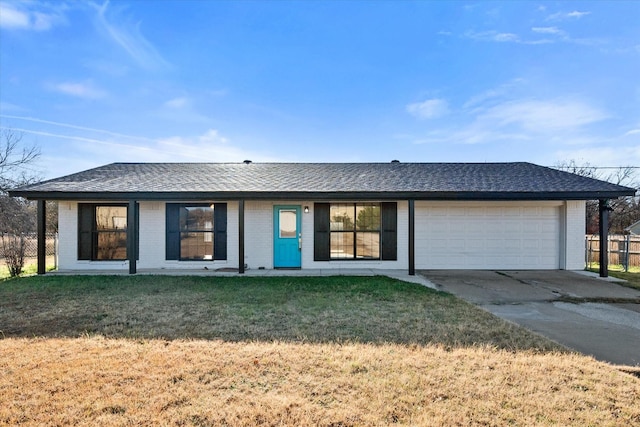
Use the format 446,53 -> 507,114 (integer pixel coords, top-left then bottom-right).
0,114 -> 155,142
149,129 -> 280,163
155,96 -> 212,123
409,83 -> 611,153
82,59 -> 129,77
156,130 -> 243,162
207,89 -> 229,97
477,99 -> 608,132
1,126 -> 253,168
164,97 -> 190,109
92,0 -> 169,70
531,27 -> 565,36
1,127 -> 159,157
0,1 -> 67,31
567,11 -> 590,19
462,26 -> 605,47
0,102 -> 27,113
623,129 -> 640,137
493,32 -> 519,42
464,30 -> 520,43
463,30 -> 553,45
0,2 -> 29,29
555,146 -> 640,168
406,99 -> 449,120
546,10 -> 591,21
46,80 -> 108,99
462,78 -> 526,110
0,116 -> 273,176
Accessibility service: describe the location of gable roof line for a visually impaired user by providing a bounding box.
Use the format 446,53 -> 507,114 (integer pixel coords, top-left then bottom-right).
9,161 -> 637,201
12,189 -> 634,202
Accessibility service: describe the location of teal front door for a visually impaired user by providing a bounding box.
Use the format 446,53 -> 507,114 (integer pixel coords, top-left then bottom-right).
274,206 -> 302,268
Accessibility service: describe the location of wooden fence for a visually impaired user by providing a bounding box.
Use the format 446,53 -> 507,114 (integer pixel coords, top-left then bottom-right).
585,234 -> 640,271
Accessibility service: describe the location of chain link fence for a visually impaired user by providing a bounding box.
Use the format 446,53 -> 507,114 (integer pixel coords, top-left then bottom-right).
1,232 -> 58,273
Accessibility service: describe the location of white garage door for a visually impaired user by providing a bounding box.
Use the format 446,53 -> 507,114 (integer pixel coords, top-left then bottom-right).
415,202 -> 561,269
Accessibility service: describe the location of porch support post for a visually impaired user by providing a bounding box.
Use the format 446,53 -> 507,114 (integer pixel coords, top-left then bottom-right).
127,199 -> 137,274
598,199 -> 611,278
37,199 -> 46,275
408,199 -> 415,276
238,199 -> 245,274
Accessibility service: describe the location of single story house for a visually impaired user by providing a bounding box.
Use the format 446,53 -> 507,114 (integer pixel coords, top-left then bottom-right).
10,162 -> 636,277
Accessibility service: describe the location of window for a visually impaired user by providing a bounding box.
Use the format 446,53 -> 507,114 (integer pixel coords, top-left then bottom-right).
314,202 -> 396,262
95,206 -> 128,260
78,204 -> 137,261
279,209 -> 297,238
166,203 -> 227,261
180,206 -> 214,260
330,203 -> 381,259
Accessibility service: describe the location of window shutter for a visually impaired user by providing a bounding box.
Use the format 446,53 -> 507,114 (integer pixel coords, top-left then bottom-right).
78,204 -> 93,260
213,203 -> 227,260
314,203 -> 330,261
381,202 -> 397,261
165,203 -> 180,260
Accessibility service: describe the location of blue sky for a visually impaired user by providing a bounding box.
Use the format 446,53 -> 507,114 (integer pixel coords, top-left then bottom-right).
1,0 -> 638,180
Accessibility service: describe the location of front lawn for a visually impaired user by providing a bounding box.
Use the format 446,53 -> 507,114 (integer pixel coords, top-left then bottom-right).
0,275 -> 556,349
1,275 -> 638,426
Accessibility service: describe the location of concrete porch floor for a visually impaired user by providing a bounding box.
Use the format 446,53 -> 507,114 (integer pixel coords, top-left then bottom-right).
46,268 -> 438,289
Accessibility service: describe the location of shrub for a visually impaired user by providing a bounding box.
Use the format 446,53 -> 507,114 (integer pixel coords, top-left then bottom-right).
1,233 -> 26,277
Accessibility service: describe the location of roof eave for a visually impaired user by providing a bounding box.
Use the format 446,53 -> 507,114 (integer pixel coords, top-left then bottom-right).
8,189 -> 636,201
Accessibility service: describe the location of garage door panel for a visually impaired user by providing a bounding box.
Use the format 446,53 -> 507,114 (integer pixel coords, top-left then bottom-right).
415,202 -> 561,270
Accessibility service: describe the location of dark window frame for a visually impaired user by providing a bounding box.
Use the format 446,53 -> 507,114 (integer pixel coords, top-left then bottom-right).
166,203 -> 227,261
179,204 -> 215,261
330,203 -> 382,260
78,203 -> 138,261
314,202 -> 397,262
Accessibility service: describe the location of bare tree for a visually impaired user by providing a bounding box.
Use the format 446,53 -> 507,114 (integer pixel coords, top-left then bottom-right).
554,160 -> 640,234
0,129 -> 41,276
0,129 -> 40,194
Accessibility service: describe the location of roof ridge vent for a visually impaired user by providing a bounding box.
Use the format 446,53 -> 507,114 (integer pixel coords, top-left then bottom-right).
391,160 -> 400,163
243,160 -> 252,164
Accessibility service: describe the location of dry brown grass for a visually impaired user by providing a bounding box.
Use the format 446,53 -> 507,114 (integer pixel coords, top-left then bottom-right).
1,337 -> 638,426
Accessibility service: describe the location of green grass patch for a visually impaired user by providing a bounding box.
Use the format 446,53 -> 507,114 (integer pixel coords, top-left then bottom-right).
586,267 -> 640,290
606,271 -> 640,290
585,263 -> 640,274
0,275 -> 560,351
0,263 -> 56,280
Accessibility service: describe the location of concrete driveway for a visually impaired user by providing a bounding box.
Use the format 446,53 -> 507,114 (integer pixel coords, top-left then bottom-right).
420,270 -> 640,366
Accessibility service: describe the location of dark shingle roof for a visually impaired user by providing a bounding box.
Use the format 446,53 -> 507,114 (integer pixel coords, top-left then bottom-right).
10,162 -> 636,201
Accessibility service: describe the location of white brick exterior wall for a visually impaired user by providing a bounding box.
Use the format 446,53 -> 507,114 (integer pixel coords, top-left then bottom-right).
57,199 -> 586,272
244,200 -> 276,269
564,200 -> 586,270
57,201 -> 238,271
58,201 -> 81,270
58,201 -> 129,270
